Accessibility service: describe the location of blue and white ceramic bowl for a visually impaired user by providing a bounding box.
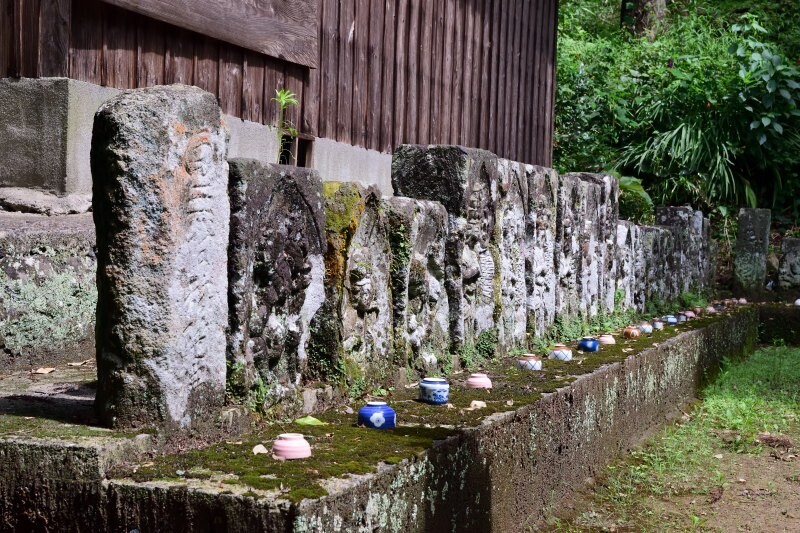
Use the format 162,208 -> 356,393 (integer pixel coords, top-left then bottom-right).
549,344 -> 573,361
651,319 -> 664,330
664,315 -> 678,326
517,355 -> 543,371
577,337 -> 599,352
357,401 -> 396,430
676,312 -> 687,323
637,322 -> 654,335
419,378 -> 450,405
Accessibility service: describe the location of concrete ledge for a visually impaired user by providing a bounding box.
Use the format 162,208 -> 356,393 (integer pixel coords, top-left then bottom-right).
0,309 -> 759,532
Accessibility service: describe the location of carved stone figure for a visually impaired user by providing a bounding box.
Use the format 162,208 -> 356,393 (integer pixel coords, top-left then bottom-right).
92,85 -> 229,429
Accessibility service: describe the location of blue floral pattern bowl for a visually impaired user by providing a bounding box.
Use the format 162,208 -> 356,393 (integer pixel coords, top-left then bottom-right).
517,355 -> 543,371
357,401 -> 396,430
664,315 -> 678,326
419,378 -> 450,405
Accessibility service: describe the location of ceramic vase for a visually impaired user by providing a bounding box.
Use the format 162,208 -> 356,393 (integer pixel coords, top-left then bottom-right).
272,433 -> 312,460
637,322 -> 653,335
623,326 -> 641,339
706,306 -> 717,314
693,306 -> 704,316
676,312 -> 687,323
357,401 -> 397,430
684,310 -> 696,319
664,315 -> 678,325
517,355 -> 543,371
738,298 -> 747,304
465,373 -> 493,389
795,298 -> 800,306
419,378 -> 450,404
577,337 -> 600,352
651,319 -> 664,331
549,344 -> 573,361
598,334 -> 616,345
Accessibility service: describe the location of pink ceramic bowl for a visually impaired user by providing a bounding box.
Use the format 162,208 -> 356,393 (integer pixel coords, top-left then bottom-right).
684,310 -> 696,319
738,298 -> 747,304
465,373 -> 492,389
705,306 -> 717,314
272,433 -> 312,460
598,334 -> 616,345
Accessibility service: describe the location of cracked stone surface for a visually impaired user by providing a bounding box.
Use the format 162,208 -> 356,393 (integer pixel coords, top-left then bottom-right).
779,238 -> 800,289
228,160 -> 326,393
384,197 -> 449,372
525,166 -> 559,337
91,85 -> 229,430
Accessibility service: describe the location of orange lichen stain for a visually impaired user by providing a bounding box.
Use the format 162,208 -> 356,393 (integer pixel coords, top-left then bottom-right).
173,122 -> 187,135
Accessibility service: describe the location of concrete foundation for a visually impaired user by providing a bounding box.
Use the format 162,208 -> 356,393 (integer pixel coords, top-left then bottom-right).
0,308 -> 759,532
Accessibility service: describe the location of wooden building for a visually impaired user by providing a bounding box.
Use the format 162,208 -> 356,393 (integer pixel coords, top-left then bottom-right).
0,0 -> 558,167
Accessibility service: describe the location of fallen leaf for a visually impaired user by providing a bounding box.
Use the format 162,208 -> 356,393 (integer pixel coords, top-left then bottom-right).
737,478 -> 746,483
713,454 -> 724,459
252,444 -> 269,455
32,367 -> 55,374
446,403 -> 455,409
66,359 -> 93,367
295,415 -> 327,426
343,406 -> 354,415
506,400 -> 514,407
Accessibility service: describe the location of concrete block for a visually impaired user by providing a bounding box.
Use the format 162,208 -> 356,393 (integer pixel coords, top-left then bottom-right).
733,208 -> 771,294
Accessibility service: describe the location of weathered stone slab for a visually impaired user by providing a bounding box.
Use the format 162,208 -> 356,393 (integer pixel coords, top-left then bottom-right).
570,173 -> 619,314
615,221 -> 639,311
554,173 -> 584,319
733,208 -> 771,294
525,166 -> 559,337
638,225 -> 674,305
384,198 -> 450,373
495,159 -> 529,350
656,206 -> 708,295
779,237 -> 800,289
227,160 -> 326,398
91,85 -> 229,429
309,182 -> 393,385
392,145 -> 499,353
0,213 -> 96,371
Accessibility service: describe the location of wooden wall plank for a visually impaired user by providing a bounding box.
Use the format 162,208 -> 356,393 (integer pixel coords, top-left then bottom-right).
102,6 -> 136,88
365,0 -> 384,151
136,16 -> 165,87
335,0 -> 354,144
285,63 -> 305,138
164,28 -> 193,84
430,0 -> 444,145
262,57 -> 281,127
404,0 -> 420,144
392,0 -> 408,146
449,2 -> 466,144
520,0 -> 535,163
440,0 -> 455,143
242,51 -> 265,123
469,0 -> 485,148
0,0 -> 14,76
17,0 -> 41,77
193,35 -> 218,95
460,0 -> 475,146
301,5 -> 322,137
99,0 -> 319,68
69,0 -> 103,84
544,0 -> 558,166
417,0 -> 433,144
351,0 -> 370,147
488,0 -> 500,154
38,0 -> 71,77
318,0 -> 338,139
478,0 -> 491,149
508,0 -> 522,160
218,45 -> 242,116
379,0 -> 395,152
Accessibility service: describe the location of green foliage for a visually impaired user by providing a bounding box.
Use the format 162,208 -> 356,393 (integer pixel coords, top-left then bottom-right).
556,0 -> 800,218
459,328 -> 499,371
617,175 -> 655,224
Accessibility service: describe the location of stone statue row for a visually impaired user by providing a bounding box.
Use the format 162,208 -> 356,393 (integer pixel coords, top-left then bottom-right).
91,86 -> 714,430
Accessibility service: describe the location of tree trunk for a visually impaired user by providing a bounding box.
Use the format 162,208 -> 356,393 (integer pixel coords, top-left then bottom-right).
623,0 -> 666,39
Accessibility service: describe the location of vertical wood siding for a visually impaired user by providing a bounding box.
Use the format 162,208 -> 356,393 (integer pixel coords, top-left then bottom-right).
1,0 -> 558,166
